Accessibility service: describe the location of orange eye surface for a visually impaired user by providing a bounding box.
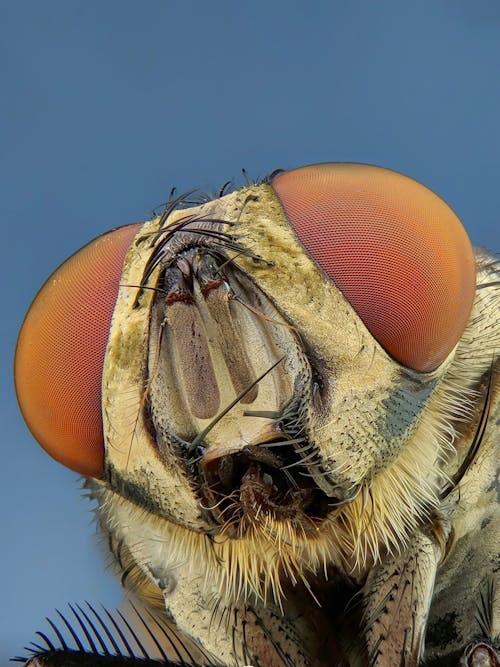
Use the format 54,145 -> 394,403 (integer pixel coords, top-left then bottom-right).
14,223 -> 142,478
272,163 -> 476,372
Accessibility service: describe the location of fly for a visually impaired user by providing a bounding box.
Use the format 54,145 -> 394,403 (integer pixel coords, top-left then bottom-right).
14,163 -> 499,666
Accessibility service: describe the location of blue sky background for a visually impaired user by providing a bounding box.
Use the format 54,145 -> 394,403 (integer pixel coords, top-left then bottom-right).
1,1 -> 499,661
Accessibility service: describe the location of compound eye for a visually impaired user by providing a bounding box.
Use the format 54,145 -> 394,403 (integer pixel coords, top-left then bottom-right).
14,223 -> 142,478
272,163 -> 476,372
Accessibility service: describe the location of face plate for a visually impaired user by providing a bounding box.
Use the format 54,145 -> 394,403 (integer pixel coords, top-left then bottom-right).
99,176 -> 474,600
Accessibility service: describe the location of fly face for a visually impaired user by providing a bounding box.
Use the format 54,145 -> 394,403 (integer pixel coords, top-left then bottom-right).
99,165 -> 476,584
15,163 -> 498,666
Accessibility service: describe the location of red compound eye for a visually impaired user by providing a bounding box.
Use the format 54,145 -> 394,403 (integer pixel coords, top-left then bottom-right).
14,223 -> 142,478
272,163 -> 476,372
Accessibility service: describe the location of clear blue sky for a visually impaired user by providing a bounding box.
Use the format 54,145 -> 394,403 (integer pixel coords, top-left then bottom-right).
1,0 -> 499,661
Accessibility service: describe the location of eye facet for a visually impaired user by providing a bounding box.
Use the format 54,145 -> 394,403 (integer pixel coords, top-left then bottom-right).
14,223 -> 142,478
272,163 -> 476,372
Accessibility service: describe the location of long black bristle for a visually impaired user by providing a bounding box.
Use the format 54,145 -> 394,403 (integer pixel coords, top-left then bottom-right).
12,602 -> 224,665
